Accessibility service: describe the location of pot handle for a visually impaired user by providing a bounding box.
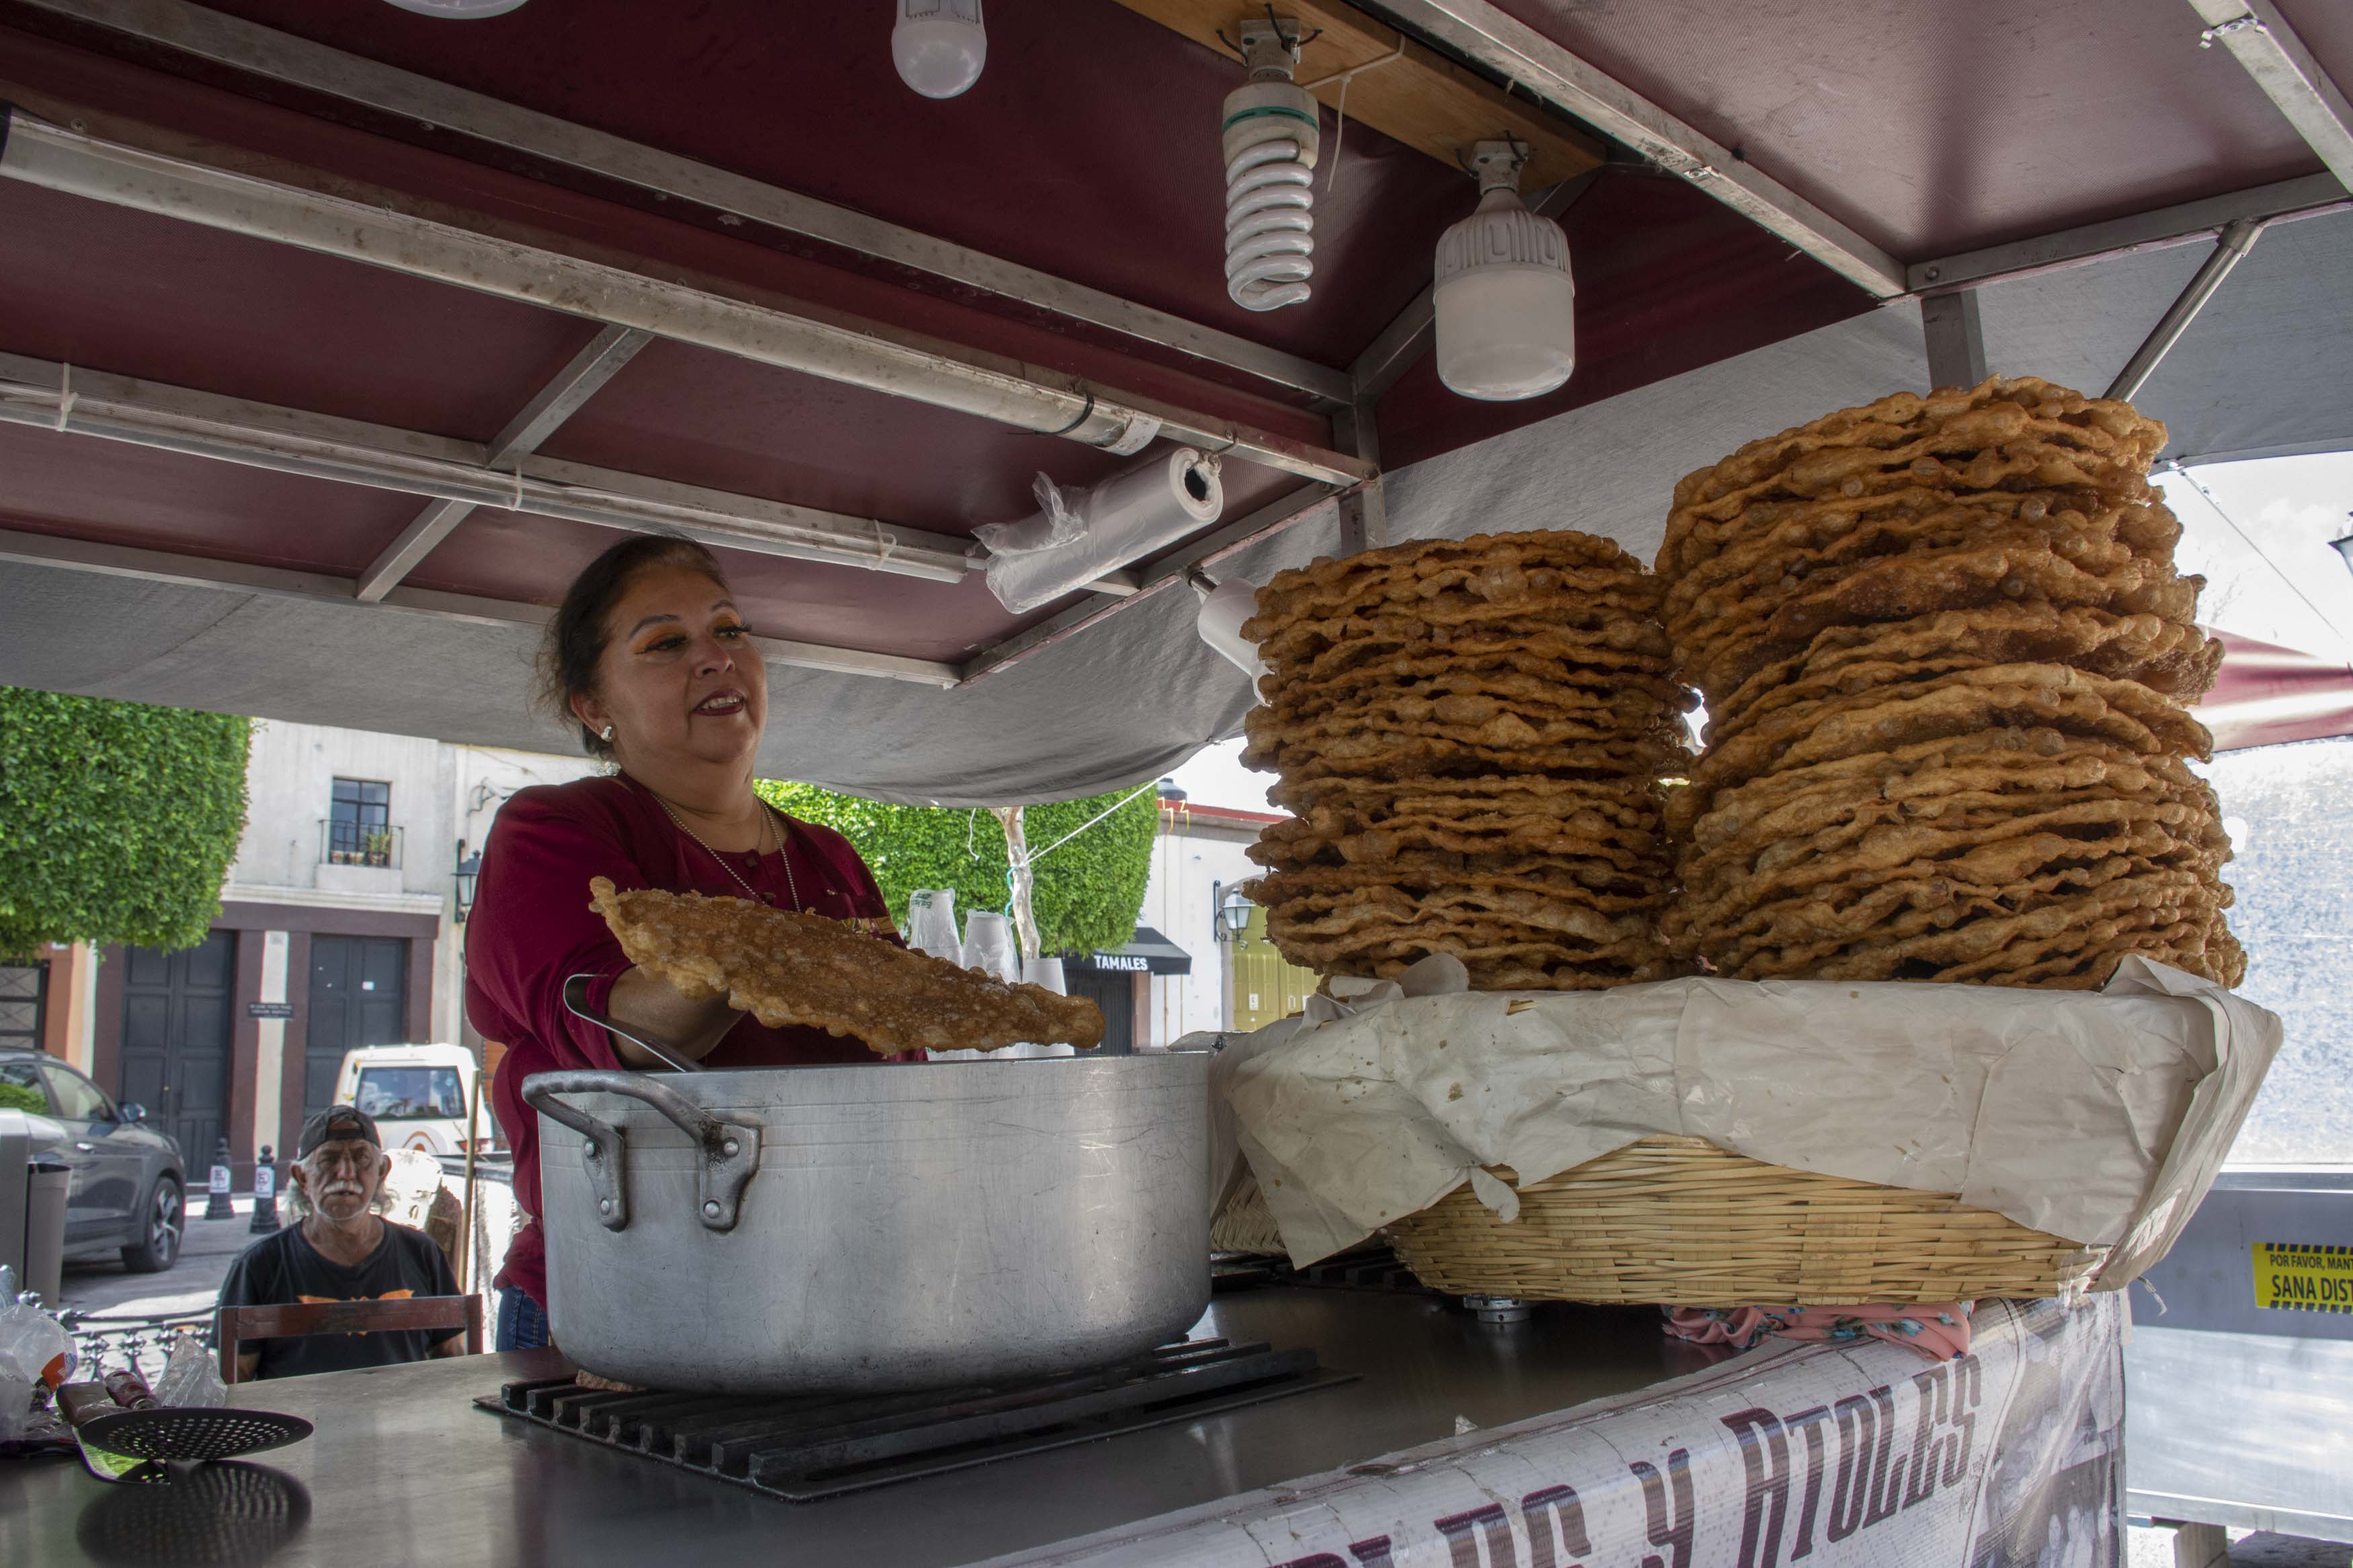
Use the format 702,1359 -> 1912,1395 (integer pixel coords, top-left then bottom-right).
561,974 -> 703,1073
520,1070 -> 761,1234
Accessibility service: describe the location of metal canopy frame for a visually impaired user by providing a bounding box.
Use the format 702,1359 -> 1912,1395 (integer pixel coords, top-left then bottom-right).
5,0 -> 1358,408
0,526 -> 967,687
1365,0 -> 1908,298
2188,0 -> 2353,189
0,113 -> 1371,491
0,350 -> 984,583
0,0 -> 2346,714
356,325 -> 651,602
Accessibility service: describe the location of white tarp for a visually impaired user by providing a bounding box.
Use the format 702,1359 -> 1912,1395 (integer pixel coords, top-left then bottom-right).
1212,958 -> 2281,1282
976,1294 -> 2126,1568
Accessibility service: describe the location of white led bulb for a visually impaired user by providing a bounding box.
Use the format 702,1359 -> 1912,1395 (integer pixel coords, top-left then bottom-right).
894,0 -> 986,100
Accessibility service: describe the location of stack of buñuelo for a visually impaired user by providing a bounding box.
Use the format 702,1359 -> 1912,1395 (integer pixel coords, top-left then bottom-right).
1655,376 -> 2242,989
1238,530 -> 1691,991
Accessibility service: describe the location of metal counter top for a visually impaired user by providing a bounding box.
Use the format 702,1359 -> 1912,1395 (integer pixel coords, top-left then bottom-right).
0,1288 -> 1715,1567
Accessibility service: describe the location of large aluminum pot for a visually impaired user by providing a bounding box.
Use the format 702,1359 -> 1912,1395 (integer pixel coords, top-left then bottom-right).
524,1053 -> 1209,1393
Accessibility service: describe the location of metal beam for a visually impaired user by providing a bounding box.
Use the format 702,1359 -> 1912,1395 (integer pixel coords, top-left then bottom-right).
1368,0 -> 1907,297
0,351 -> 980,583
0,527 -> 964,686
1908,173 -> 2348,294
1350,171 -> 1600,402
1332,401 -> 1388,554
12,0 -> 1355,406
2104,218 -> 2268,401
2188,0 -> 2353,188
0,112 -> 1373,490
356,324 -> 651,601
1921,290 -> 1987,389
957,483 -> 1342,686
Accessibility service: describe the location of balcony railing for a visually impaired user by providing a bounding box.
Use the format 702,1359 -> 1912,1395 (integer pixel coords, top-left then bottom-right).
319,819 -> 404,870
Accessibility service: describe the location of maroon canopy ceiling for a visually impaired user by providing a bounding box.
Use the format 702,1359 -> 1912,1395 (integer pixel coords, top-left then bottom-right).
0,0 -> 2337,700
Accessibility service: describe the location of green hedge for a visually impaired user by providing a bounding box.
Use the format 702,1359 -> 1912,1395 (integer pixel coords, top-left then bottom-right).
0,689 -> 252,957
756,780 -> 1157,956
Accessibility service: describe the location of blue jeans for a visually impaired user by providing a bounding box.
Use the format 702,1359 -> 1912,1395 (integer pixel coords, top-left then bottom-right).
495,1288 -> 551,1352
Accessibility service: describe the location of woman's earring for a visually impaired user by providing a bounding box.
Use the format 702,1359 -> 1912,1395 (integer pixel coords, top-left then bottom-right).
600,725 -> 614,742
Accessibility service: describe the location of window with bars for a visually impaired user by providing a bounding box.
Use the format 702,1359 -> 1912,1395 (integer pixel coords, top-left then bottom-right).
0,963 -> 45,1052
328,778 -> 393,866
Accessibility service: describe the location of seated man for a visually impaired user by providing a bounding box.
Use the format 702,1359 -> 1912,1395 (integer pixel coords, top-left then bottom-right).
216,1106 -> 465,1380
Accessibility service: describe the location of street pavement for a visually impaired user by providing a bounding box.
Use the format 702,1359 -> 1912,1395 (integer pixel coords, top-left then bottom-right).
60,1196 -> 267,1319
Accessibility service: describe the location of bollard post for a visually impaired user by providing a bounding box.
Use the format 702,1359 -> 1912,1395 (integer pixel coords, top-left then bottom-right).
203,1139 -> 236,1219
248,1146 -> 281,1234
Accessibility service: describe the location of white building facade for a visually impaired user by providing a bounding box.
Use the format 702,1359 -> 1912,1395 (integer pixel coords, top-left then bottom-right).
1136,798 -> 1315,1048
85,720 -> 597,1180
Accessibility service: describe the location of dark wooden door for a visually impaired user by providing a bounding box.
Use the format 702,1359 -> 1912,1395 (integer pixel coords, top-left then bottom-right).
1065,970 -> 1137,1055
303,936 -> 409,1123
117,932 -> 235,1168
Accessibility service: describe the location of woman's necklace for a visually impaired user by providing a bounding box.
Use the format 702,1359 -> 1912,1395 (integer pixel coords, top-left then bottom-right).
652,793 -> 801,911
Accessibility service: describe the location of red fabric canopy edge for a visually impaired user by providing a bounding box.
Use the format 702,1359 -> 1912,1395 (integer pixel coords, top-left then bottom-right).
2200,628 -> 2353,752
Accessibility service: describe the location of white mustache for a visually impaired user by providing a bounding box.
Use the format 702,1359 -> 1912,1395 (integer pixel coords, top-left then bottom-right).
323,1184 -> 365,1198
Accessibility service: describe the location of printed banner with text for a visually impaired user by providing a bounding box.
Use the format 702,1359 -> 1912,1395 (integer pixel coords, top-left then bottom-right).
984,1296 -> 2123,1568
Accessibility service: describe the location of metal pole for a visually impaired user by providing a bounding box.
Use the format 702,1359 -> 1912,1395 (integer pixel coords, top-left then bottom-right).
459,1057 -> 482,1295
1921,290 -> 1987,389
2103,219 -> 2268,403
1333,401 -> 1388,556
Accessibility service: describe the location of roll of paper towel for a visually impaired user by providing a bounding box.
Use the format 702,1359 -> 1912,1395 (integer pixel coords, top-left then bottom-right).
1193,574 -> 1268,684
976,448 -> 1224,613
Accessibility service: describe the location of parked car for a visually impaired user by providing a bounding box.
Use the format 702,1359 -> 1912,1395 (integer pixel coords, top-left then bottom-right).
335,1044 -> 497,1159
0,1048 -> 186,1272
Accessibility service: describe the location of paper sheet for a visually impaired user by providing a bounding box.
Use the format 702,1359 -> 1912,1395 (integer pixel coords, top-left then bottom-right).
1217,958 -> 2281,1287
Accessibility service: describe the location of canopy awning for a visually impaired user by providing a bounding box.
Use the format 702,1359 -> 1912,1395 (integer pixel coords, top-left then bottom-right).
1066,927 -> 1193,977
0,0 -> 2345,800
2201,630 -> 2353,752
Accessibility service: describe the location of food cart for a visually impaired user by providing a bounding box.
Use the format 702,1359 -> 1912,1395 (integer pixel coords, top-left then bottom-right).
0,1 -> 2347,1563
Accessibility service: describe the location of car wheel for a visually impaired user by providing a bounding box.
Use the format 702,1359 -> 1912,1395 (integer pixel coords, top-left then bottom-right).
120,1176 -> 184,1274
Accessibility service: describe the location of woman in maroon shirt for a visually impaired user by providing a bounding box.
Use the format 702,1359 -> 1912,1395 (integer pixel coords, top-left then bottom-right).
465,534 -> 898,1350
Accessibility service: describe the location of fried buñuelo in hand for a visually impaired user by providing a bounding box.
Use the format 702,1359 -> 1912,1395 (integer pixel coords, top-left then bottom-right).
588,877 -> 1103,1053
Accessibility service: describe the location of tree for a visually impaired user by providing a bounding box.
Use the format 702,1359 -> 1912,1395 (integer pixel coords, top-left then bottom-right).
0,689 -> 253,958
755,780 -> 1158,956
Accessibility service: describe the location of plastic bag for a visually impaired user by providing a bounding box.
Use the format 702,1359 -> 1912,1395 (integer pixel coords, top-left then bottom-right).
0,1301 -> 72,1391
905,889 -> 962,962
974,450 -> 1224,614
934,912 -> 1023,1061
153,1331 -> 227,1409
0,1372 -> 29,1442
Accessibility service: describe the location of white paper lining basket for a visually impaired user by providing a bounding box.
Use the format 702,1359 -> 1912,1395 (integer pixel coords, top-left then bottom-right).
1216,960 -> 2283,1303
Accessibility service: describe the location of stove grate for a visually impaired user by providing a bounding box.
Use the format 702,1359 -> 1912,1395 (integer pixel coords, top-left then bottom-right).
477,1336 -> 1352,1501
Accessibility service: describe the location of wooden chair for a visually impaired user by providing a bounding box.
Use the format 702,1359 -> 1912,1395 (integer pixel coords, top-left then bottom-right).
216,1294 -> 485,1384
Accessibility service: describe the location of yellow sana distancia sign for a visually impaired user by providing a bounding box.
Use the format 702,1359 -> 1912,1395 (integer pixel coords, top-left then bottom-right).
2251,1243 -> 2353,1312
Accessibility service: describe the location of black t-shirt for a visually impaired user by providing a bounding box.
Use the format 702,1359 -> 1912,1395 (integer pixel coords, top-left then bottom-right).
217,1221 -> 462,1380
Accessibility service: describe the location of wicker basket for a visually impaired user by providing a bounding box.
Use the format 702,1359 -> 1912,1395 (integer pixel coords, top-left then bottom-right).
1209,1171 -> 1288,1255
1386,1136 -> 2104,1305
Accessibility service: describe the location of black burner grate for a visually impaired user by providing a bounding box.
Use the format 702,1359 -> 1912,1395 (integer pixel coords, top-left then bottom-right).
477,1337 -> 1353,1501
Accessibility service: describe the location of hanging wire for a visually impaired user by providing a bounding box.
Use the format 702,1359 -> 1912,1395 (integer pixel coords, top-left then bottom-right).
2172,464 -> 2353,655
1025,780 -> 1161,868
1298,38 -> 1406,194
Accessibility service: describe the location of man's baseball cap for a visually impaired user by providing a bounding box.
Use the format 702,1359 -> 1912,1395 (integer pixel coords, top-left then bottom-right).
297,1105 -> 381,1159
